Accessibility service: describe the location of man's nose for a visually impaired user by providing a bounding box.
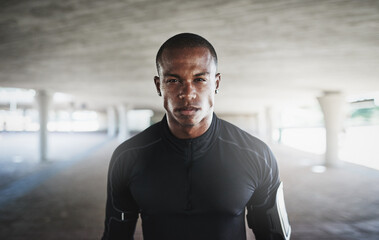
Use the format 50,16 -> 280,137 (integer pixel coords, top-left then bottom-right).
179,82 -> 196,100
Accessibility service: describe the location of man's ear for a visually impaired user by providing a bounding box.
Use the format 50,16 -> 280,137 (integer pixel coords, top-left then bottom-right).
154,76 -> 162,96
215,73 -> 221,90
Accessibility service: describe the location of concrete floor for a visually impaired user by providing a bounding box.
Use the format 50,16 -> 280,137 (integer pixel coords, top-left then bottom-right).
0,132 -> 378,239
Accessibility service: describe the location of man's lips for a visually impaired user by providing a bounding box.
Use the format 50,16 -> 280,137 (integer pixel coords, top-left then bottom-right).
175,106 -> 200,115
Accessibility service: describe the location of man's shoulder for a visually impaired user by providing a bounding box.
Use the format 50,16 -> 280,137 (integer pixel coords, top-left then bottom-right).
112,121 -> 162,159
217,118 -> 278,169
218,118 -> 271,154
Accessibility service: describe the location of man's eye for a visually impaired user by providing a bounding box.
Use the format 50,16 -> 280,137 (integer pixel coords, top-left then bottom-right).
167,79 -> 178,83
195,78 -> 206,82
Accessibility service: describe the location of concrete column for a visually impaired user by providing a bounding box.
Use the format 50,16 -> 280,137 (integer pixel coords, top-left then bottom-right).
69,102 -> 75,132
22,108 -> 27,131
257,106 -> 274,142
117,104 -> 132,142
10,98 -> 17,112
257,108 -> 266,140
247,114 -> 259,136
36,90 -> 50,162
265,106 -> 274,144
317,91 -> 346,167
248,113 -> 259,136
107,106 -> 117,137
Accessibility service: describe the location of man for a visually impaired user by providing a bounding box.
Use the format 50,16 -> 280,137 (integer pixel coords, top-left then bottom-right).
102,33 -> 291,240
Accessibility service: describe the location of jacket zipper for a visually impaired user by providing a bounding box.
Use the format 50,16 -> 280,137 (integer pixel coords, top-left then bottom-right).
185,141 -> 193,211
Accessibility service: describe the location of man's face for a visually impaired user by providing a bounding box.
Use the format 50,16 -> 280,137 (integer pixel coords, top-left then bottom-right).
154,47 -> 220,131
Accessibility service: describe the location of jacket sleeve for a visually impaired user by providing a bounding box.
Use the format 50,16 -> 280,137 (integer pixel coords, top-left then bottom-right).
102,150 -> 140,240
246,147 -> 287,240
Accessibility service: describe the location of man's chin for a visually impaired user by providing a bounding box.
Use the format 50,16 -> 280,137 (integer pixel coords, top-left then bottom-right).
177,117 -> 197,127
174,114 -> 199,126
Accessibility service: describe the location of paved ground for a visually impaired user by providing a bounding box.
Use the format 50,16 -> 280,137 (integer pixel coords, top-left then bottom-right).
0,132 -> 378,239
276,145 -> 379,240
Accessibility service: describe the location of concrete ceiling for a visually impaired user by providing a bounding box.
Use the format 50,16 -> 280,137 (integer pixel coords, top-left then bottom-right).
0,0 -> 378,113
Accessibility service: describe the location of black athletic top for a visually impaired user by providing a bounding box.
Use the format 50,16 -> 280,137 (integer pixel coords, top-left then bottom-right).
102,114 -> 281,240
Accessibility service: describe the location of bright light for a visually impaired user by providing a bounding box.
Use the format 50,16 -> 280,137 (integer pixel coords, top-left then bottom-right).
311,165 -> 327,173
53,92 -> 73,103
280,106 -> 323,128
280,127 -> 326,154
278,95 -> 379,171
48,110 -> 100,132
0,109 -> 39,131
0,87 -> 35,104
48,121 -> 99,132
127,110 -> 154,131
374,94 -> 379,106
72,111 -> 98,120
339,125 -> 379,171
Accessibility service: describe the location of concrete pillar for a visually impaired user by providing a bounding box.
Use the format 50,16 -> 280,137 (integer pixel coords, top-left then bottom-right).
117,104 -> 132,142
317,91 -> 346,167
36,90 -> 50,162
10,97 -> 17,112
257,106 -> 274,142
22,108 -> 27,131
257,108 -> 266,140
107,106 -> 117,137
247,114 -> 259,136
69,102 -> 75,132
265,106 -> 273,144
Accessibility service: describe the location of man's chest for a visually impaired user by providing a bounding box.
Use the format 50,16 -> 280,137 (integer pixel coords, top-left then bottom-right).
129,149 -> 258,216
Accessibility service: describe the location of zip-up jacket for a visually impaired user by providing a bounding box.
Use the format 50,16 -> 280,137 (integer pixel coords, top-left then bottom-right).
102,114 -> 281,240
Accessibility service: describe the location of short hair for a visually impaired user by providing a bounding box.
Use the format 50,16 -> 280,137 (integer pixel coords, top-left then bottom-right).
155,33 -> 218,74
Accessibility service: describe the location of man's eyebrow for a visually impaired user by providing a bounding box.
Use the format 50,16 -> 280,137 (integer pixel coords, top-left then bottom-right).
194,72 -> 210,77
164,73 -> 180,78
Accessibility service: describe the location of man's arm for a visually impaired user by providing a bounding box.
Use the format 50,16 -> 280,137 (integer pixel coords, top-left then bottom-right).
246,148 -> 291,240
246,182 -> 291,240
102,152 -> 139,240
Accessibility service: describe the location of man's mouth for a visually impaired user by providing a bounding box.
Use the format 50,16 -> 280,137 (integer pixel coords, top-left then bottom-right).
176,106 -> 200,115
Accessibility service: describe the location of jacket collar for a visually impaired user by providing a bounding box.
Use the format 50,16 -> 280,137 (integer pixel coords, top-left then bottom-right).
160,113 -> 220,159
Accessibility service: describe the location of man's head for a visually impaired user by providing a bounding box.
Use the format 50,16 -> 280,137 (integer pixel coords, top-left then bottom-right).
156,33 -> 218,75
154,33 -> 221,139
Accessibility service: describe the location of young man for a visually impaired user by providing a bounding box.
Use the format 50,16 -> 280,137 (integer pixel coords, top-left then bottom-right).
102,33 -> 291,240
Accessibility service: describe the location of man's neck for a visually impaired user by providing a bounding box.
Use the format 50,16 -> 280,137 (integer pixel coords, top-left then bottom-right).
167,114 -> 213,139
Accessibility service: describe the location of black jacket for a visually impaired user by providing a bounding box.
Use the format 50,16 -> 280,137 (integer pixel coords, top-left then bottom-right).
102,114 -> 281,240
